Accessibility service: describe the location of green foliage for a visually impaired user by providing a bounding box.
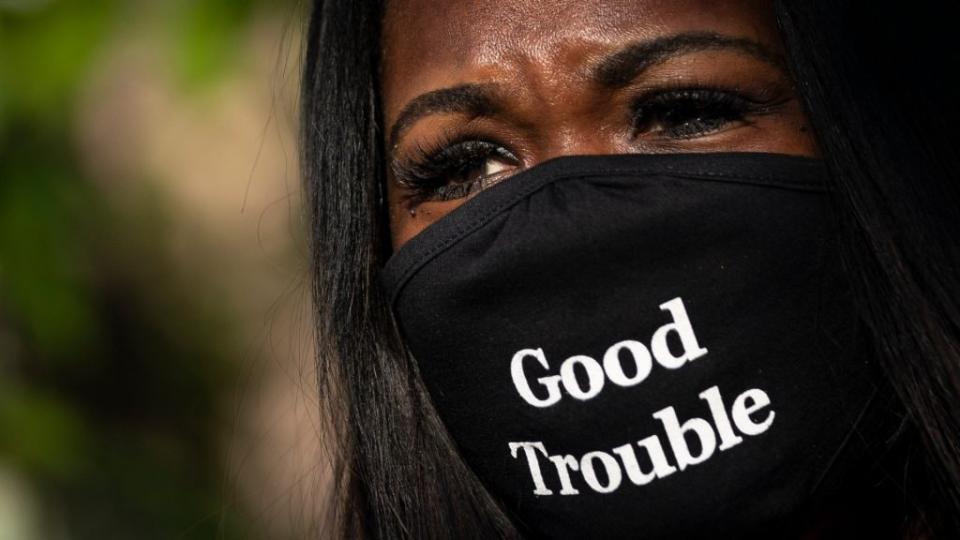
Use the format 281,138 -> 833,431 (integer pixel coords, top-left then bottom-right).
0,0 -> 119,131
0,0 -> 299,537
0,125 -> 253,539
170,0 -> 258,88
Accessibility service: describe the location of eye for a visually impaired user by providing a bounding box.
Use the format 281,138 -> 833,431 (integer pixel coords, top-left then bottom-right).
631,88 -> 768,140
392,138 -> 520,203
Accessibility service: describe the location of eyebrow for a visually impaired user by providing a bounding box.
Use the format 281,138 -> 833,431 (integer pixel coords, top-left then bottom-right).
387,32 -> 785,149
591,32 -> 786,87
388,84 -> 499,151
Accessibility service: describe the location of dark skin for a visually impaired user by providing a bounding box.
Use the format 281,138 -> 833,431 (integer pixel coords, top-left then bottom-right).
379,3 -> 908,537
381,0 -> 817,249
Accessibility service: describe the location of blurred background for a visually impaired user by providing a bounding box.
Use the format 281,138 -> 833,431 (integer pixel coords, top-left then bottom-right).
0,1 -> 327,538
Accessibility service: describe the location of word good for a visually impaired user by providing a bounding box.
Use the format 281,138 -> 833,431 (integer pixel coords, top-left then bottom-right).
510,297 -> 708,407
508,384 -> 775,495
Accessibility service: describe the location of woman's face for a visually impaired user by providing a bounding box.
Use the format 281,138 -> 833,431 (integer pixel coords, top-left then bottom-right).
381,0 -> 816,248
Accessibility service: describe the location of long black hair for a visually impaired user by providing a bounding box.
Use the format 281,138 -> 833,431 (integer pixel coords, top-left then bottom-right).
299,1 -> 960,538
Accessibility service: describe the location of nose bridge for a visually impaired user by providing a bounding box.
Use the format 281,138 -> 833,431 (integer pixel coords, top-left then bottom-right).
542,124 -> 617,160
532,111 -> 622,162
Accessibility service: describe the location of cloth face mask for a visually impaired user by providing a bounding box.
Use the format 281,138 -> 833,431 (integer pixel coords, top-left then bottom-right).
380,153 -> 884,539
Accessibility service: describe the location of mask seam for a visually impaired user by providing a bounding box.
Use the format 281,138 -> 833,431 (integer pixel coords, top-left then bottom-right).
384,169 -> 827,306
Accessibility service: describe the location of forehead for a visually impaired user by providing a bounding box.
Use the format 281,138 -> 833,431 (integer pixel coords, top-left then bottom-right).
382,0 -> 779,112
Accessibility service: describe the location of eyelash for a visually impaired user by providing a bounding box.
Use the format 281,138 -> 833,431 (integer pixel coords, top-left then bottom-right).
630,88 -> 768,139
391,136 -> 517,204
392,87 -> 774,204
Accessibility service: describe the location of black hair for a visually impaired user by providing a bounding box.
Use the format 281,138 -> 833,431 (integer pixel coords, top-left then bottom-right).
300,1 -> 960,537
300,2 -> 518,537
777,2 -> 960,535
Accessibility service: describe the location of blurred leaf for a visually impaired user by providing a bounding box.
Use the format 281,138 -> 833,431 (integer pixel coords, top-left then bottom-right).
0,132 -> 103,363
170,0 -> 256,89
0,0 -> 118,130
0,384 -> 91,480
0,0 -> 298,537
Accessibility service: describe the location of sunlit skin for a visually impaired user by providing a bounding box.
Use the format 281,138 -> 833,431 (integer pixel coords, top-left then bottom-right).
380,0 -> 817,249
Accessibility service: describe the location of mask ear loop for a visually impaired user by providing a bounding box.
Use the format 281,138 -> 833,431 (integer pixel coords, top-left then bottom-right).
376,163 -> 396,259
375,131 -> 395,220
377,174 -> 386,211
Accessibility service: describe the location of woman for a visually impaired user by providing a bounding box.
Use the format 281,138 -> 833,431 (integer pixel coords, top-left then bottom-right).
300,1 -> 960,538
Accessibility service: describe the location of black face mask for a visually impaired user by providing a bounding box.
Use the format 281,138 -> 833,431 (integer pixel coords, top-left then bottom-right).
380,153 -> 887,539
